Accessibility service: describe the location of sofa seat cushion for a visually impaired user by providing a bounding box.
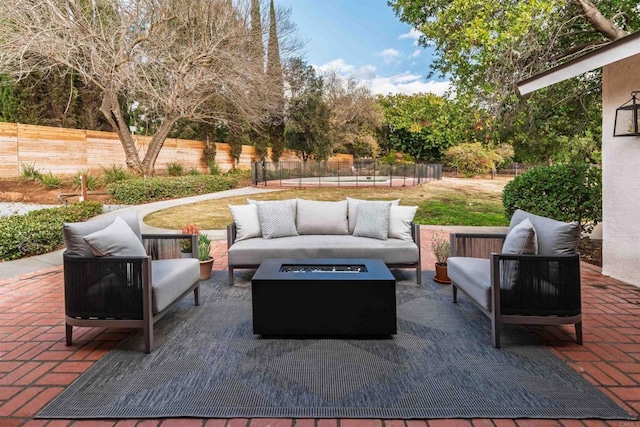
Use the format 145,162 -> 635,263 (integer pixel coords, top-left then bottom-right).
448,257 -> 491,311
151,258 -> 199,314
228,235 -> 419,266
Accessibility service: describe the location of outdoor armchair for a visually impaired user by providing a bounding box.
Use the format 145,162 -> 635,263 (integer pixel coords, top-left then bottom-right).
62,211 -> 201,353
448,210 -> 583,348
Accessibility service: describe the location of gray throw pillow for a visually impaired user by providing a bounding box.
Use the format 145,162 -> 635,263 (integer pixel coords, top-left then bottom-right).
256,200 -> 299,239
347,197 -> 400,234
296,199 -> 348,235
353,201 -> 392,240
508,209 -> 580,255
63,210 -> 141,256
83,217 -> 147,257
502,218 -> 538,254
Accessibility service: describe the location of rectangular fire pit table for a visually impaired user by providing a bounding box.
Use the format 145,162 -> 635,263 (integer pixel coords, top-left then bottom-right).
251,258 -> 396,336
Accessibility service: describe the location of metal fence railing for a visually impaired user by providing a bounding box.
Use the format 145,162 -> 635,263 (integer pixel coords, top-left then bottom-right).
252,160 -> 442,187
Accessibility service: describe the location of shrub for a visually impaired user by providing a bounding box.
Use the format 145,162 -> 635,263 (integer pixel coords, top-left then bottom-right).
208,162 -> 221,175
19,162 -> 42,182
0,201 -> 103,261
224,168 -> 252,180
73,170 -> 99,191
187,167 -> 201,176
502,163 -> 602,233
101,164 -> 133,185
444,143 -> 494,177
39,172 -> 62,189
107,174 -> 239,204
167,161 -> 185,176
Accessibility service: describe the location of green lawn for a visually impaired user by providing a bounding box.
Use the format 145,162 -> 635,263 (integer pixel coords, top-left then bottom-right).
143,177 -> 511,230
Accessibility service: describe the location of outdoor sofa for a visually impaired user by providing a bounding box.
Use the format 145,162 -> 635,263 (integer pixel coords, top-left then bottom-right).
227,197 -> 421,284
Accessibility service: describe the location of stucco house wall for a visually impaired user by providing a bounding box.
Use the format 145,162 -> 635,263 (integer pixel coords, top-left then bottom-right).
602,54 -> 640,286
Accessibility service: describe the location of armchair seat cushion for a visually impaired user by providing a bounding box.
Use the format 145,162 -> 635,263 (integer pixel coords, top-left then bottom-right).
448,257 -> 491,310
152,258 -> 200,314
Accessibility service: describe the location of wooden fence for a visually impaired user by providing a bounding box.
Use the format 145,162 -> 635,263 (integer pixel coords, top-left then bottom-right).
0,122 -> 352,178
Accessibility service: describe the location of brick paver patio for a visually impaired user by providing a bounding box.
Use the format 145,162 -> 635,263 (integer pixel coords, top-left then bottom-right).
1,230 -> 639,426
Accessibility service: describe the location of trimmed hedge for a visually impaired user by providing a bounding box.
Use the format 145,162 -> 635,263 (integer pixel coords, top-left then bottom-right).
502,163 -> 602,233
0,201 -> 103,261
107,174 -> 239,204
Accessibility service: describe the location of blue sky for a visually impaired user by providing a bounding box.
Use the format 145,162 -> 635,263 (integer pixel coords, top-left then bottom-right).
278,0 -> 450,96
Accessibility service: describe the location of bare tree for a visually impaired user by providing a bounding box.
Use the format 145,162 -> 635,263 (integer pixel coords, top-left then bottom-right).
322,70 -> 383,157
0,0 -> 280,176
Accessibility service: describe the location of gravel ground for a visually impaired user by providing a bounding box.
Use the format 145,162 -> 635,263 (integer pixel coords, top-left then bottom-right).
0,202 -> 129,217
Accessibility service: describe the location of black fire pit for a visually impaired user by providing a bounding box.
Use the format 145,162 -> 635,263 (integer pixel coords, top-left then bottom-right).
251,258 -> 396,336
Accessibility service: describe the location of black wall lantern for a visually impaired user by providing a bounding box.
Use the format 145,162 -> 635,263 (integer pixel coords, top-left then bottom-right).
614,91 -> 640,137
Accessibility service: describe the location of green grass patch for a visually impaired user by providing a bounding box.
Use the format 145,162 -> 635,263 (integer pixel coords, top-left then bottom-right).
416,196 -> 508,226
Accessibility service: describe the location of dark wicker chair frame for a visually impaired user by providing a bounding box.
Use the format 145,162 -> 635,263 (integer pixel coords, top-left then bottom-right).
226,222 -> 422,285
450,232 -> 582,348
64,234 -> 200,354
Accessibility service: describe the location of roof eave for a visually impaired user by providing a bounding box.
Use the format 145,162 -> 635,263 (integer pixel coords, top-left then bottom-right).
517,31 -> 640,95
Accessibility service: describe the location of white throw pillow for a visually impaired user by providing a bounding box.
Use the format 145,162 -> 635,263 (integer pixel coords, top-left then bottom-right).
502,218 -> 538,254
347,197 -> 400,234
82,217 -> 147,257
388,205 -> 418,240
353,201 -> 392,240
296,199 -> 348,235
228,204 -> 262,241
256,200 -> 299,239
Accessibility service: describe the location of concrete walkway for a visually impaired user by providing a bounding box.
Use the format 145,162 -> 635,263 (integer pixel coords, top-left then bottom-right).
0,186 -> 280,280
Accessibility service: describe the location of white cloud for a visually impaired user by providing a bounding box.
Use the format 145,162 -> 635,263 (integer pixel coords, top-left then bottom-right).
313,59 -> 376,80
410,50 -> 421,58
369,73 -> 451,97
398,28 -> 421,42
377,48 -> 401,64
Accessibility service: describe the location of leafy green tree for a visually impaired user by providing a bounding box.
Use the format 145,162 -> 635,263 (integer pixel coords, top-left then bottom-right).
378,93 -> 499,161
389,0 -> 637,162
284,58 -> 331,162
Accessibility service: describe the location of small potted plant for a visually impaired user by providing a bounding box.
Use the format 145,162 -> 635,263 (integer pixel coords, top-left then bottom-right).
197,233 -> 214,280
431,230 -> 451,284
179,223 -> 200,257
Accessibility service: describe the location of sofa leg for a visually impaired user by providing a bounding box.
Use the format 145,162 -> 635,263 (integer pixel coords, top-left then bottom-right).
194,286 -> 200,306
144,319 -> 153,354
65,323 -> 73,346
228,267 -> 234,285
492,316 -> 501,348
416,267 -> 422,284
575,321 -> 583,345
452,284 -> 458,303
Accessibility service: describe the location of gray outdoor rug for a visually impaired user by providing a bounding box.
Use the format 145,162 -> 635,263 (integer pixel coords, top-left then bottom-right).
39,270 -> 635,420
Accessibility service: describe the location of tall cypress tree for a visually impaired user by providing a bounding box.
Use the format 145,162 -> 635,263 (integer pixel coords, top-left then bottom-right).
266,0 -> 285,162
249,0 -> 268,161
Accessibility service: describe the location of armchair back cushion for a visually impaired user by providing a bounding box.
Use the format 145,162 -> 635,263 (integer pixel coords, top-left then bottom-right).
508,209 -> 580,256
63,210 -> 142,256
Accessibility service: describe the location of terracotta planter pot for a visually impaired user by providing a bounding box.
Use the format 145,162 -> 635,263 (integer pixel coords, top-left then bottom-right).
433,262 -> 451,284
199,258 -> 214,280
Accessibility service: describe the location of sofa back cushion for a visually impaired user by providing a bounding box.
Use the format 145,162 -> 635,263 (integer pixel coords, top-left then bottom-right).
508,209 -> 580,256
296,199 -> 348,235
63,210 -> 141,257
